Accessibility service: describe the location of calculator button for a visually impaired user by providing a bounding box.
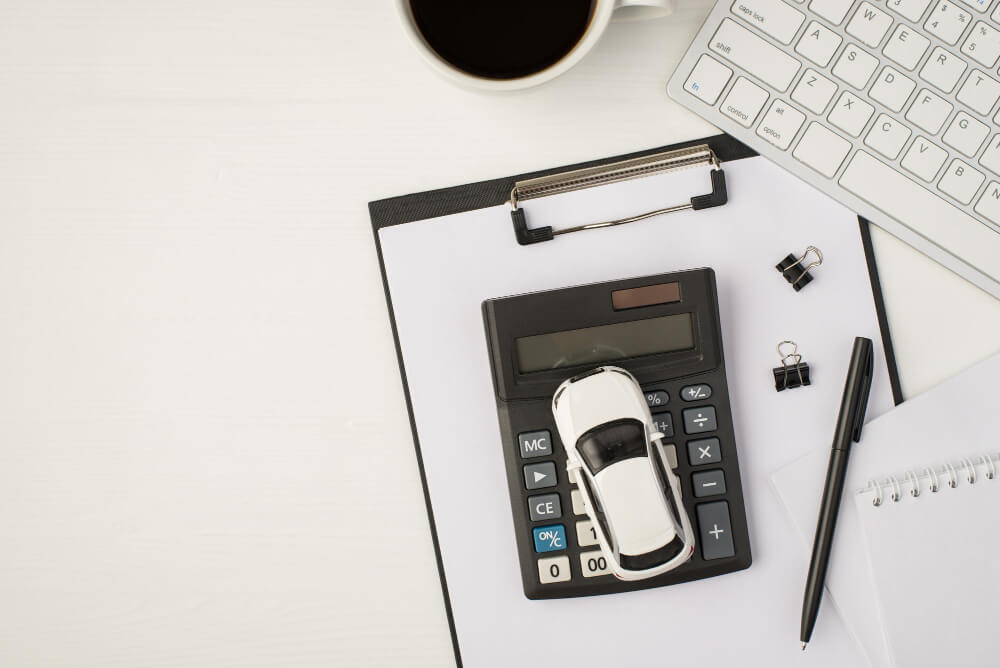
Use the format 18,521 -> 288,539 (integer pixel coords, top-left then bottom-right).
696,501 -> 736,560
533,524 -> 567,553
524,462 -> 557,490
580,550 -> 613,577
644,390 -> 669,407
692,469 -> 727,497
528,493 -> 562,521
651,411 -> 675,437
661,444 -> 678,469
576,520 -> 599,547
538,556 -> 572,584
687,438 -> 722,465
680,384 -> 713,401
683,406 -> 718,434
518,430 -> 552,458
571,489 -> 587,515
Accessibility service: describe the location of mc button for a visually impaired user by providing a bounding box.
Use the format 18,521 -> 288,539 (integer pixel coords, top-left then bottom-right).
518,430 -> 552,458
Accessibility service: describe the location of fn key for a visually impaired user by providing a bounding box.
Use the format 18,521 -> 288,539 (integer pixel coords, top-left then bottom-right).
696,501 -> 736,560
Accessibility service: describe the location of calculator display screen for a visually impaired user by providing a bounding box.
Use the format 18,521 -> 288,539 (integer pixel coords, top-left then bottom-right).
514,313 -> 694,373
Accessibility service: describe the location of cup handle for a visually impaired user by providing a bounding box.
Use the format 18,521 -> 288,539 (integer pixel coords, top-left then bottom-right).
612,0 -> 673,21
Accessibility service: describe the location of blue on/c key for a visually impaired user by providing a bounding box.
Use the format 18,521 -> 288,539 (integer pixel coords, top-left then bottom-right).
533,524 -> 567,553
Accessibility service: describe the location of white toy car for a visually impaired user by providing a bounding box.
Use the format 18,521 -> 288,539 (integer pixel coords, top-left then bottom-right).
552,366 -> 695,581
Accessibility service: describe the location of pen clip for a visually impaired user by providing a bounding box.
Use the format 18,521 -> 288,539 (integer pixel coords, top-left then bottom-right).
851,344 -> 874,442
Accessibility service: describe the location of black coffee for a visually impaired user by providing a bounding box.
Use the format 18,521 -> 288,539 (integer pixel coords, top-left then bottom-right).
409,0 -> 596,80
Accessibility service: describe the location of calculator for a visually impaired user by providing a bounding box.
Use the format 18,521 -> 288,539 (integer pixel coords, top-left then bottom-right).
483,269 -> 751,599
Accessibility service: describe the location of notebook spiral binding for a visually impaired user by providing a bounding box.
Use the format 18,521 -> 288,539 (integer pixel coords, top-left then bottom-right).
864,453 -> 1000,506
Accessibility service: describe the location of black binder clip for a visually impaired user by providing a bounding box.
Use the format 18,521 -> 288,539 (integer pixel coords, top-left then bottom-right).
773,340 -> 811,391
776,246 -> 823,291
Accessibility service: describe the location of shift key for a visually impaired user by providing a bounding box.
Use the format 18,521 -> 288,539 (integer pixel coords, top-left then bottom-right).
710,18 -> 801,92
731,0 -> 805,44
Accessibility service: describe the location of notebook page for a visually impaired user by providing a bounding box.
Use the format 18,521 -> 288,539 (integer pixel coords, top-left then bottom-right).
854,460 -> 1000,668
770,352 -> 1000,668
380,157 -> 894,667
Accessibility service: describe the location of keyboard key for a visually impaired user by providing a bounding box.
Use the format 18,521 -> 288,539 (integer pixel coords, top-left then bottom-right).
957,70 -> 1000,114
993,2 -> 1000,22
865,114 -> 912,158
810,0 -> 855,24
833,44 -> 880,88
721,76 -> 770,127
938,159 -> 985,203
870,66 -> 917,111
528,493 -> 562,521
580,551 -> 612,577
697,501 -> 736,560
955,0 -> 989,12
883,25 -> 931,70
575,520 -> 599,547
846,2 -> 893,47
792,69 -> 838,113
974,182 -> 1000,223
829,90 -> 875,136
901,136 -> 949,180
796,21 -> 843,67
793,122 -> 853,176
925,1 -> 972,45
683,406 -> 718,434
840,151 -> 1000,281
538,555 -> 571,584
710,19 -> 801,92
692,469 -> 727,497
979,134 -> 1000,174
533,524 -> 567,553
943,111 -> 989,155
961,22 -> 1000,67
730,0 -> 805,44
757,99 -> 807,149
886,0 -> 935,22
920,46 -> 968,92
905,88 -> 953,133
684,54 -> 733,105
687,437 -> 722,465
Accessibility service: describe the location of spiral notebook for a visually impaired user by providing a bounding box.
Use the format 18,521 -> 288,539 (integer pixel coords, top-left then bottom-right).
771,352 -> 1000,668
854,454 -> 1000,668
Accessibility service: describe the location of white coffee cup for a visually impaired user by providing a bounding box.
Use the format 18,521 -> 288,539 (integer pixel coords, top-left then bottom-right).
396,0 -> 673,91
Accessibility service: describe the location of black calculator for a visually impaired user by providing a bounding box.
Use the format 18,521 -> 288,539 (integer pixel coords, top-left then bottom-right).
483,269 -> 751,599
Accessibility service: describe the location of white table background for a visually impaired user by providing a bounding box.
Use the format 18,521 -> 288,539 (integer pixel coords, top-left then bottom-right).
2,1 -> 999,666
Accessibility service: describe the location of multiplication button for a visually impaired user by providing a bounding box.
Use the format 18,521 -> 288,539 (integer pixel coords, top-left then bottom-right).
687,437 -> 722,465
538,556 -> 571,584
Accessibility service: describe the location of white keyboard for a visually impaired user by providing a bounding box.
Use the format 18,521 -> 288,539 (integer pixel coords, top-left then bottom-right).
668,0 -> 1000,298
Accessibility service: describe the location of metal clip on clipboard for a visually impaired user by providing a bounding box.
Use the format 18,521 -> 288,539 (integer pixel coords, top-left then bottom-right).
509,144 -> 728,245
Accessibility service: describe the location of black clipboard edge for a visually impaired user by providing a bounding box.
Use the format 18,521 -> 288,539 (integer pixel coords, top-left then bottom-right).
368,133 -> 904,667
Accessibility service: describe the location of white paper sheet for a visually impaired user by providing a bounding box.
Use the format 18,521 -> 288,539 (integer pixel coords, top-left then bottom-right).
772,353 -> 1000,668
380,157 -> 895,667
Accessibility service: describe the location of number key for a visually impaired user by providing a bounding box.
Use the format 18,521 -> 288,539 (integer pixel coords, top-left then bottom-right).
580,551 -> 613,577
962,21 -> 1000,67
576,520 -> 599,547
538,556 -> 571,584
925,1 -> 972,45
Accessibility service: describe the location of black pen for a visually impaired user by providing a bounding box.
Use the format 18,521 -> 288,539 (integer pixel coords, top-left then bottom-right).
800,336 -> 874,650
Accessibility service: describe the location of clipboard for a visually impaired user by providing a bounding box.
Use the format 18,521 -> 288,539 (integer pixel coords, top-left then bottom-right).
369,134 -> 904,667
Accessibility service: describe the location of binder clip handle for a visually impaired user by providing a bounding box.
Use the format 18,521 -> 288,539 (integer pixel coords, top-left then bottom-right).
776,245 -> 823,291
773,340 -> 811,391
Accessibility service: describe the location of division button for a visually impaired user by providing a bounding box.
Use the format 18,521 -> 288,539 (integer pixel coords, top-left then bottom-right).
538,555 -> 572,584
680,384 -> 713,401
696,501 -> 736,560
532,524 -> 567,553
651,412 -> 675,438
692,469 -> 727,497
527,493 -> 562,521
523,461 -> 557,490
518,430 -> 552,458
687,437 -> 723,465
683,406 -> 718,434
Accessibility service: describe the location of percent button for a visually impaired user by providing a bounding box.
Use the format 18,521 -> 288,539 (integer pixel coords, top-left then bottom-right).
645,390 -> 669,407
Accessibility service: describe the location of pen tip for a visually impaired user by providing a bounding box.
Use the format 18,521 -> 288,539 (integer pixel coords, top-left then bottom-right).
801,642 -> 808,651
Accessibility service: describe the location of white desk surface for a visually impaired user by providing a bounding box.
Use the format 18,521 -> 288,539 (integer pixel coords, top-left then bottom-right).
1,2 -> 999,666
